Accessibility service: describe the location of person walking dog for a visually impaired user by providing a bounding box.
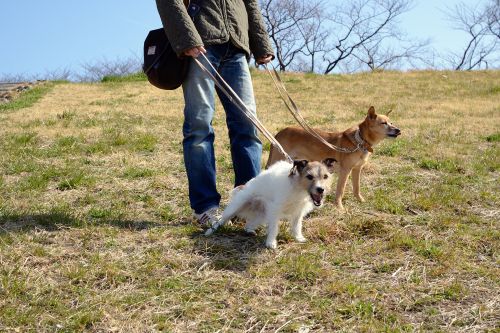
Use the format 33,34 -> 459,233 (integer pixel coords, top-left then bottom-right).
155,0 -> 274,227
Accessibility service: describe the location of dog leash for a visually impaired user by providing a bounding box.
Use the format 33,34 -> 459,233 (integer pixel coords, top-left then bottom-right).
193,54 -> 294,164
264,64 -> 367,154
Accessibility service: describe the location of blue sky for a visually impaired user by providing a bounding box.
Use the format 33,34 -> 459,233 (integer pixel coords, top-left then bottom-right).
0,0 -> 483,78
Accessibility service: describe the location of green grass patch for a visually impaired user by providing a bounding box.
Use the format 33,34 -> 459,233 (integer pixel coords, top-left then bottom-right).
383,172 -> 418,190
2,156 -> 39,175
377,139 -> 407,157
158,204 -> 176,222
131,133 -> 158,152
76,116 -> 99,128
19,172 -> 53,191
485,132 -> 500,142
56,135 -> 80,147
122,166 -> 155,179
7,132 -> 38,147
14,164 -> 93,192
103,128 -> 129,146
278,252 -> 324,284
484,85 -> 500,95
418,157 -> 461,173
337,300 -> 375,319
101,72 -> 147,83
94,129 -> 158,153
56,170 -> 94,191
473,147 -> 500,174
372,189 -> 406,214
88,207 -> 113,219
439,282 -> 467,301
414,183 -> 467,211
389,233 -> 444,260
85,141 -> 112,154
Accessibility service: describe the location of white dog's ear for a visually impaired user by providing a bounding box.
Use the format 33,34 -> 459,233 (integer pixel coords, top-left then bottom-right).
289,159 -> 308,176
322,158 -> 336,173
295,159 -> 308,173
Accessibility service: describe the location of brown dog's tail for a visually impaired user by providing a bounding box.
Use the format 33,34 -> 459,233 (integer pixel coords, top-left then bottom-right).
266,129 -> 290,169
266,130 -> 284,169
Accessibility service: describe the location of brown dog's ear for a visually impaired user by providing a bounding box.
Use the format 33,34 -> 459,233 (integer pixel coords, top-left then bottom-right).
289,159 -> 308,176
322,158 -> 336,173
368,106 -> 377,120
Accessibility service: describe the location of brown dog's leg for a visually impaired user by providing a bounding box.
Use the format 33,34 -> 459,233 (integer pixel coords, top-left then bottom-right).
352,166 -> 365,202
335,167 -> 351,211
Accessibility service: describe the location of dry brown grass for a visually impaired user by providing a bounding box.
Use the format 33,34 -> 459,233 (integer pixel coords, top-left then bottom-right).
0,70 -> 499,332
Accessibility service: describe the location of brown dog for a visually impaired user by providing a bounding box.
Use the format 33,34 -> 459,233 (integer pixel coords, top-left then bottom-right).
266,106 -> 401,210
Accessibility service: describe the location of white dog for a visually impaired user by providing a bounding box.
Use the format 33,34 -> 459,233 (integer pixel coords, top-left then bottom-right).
205,158 -> 336,249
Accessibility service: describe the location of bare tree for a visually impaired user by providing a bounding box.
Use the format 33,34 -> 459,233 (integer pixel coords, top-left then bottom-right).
487,0 -> 500,39
1,54 -> 144,83
43,68 -> 74,81
0,73 -> 32,83
260,0 -> 433,73
296,10 -> 330,72
260,0 -> 324,71
350,33 -> 432,71
444,0 -> 500,70
76,57 -> 142,82
0,67 -> 74,83
321,0 -> 415,74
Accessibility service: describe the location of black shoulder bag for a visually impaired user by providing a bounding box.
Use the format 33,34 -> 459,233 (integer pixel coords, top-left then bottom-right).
143,0 -> 199,90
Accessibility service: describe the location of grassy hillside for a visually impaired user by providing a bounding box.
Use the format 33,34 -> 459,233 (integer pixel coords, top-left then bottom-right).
0,70 -> 498,332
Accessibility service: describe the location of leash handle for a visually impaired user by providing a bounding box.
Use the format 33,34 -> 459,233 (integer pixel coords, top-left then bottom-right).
264,64 -> 361,154
194,54 -> 294,163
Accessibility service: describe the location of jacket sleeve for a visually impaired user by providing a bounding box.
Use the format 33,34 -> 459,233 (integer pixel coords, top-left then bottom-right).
155,0 -> 204,56
244,0 -> 275,60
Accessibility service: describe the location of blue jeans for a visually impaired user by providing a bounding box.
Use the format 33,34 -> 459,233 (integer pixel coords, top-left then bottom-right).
182,43 -> 262,214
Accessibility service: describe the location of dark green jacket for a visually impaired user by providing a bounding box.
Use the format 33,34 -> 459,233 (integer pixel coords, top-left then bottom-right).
155,0 -> 274,60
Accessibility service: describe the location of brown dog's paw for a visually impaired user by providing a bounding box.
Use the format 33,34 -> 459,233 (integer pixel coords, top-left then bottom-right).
335,202 -> 346,213
355,194 -> 365,203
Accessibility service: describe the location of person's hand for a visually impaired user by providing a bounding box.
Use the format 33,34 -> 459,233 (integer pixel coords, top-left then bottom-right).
184,46 -> 206,58
256,55 -> 273,64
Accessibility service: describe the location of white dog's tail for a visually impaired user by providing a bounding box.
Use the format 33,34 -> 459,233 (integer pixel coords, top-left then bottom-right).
230,185 -> 245,197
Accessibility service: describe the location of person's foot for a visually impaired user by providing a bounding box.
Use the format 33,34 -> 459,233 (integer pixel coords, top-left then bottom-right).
193,207 -> 221,228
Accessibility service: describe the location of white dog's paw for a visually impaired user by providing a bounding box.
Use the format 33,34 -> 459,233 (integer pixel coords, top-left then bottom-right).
244,228 -> 257,236
265,239 -> 278,249
295,235 -> 307,243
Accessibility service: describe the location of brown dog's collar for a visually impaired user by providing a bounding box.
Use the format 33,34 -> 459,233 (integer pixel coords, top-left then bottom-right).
353,129 -> 373,153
